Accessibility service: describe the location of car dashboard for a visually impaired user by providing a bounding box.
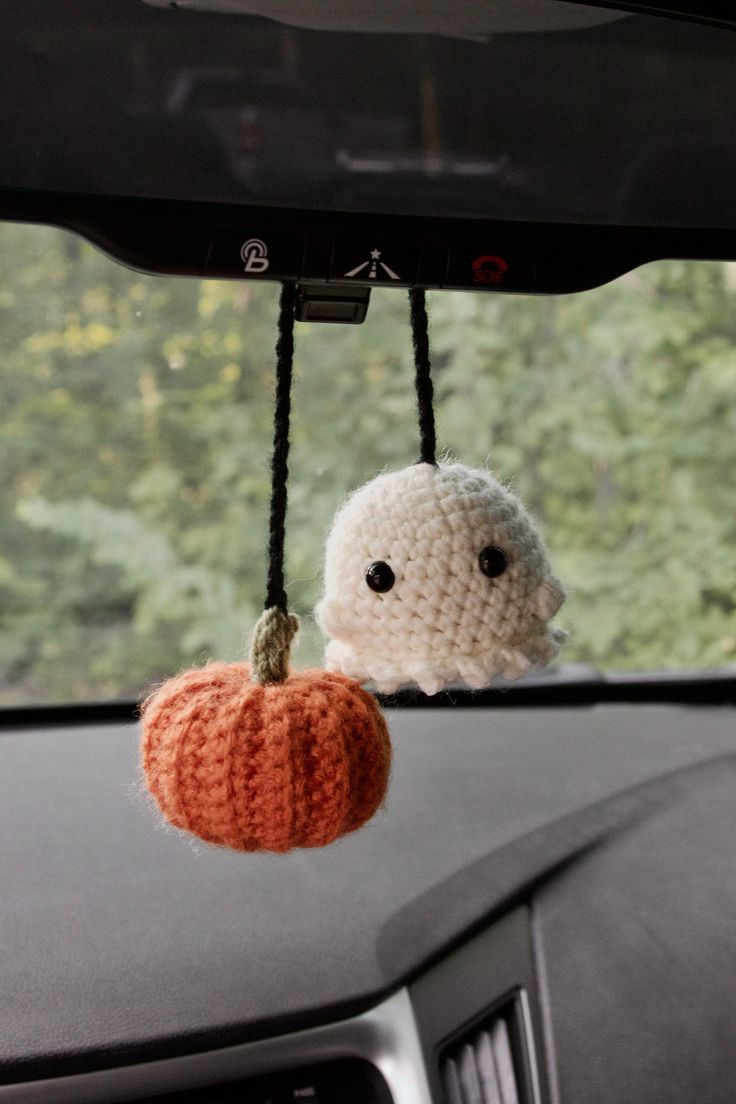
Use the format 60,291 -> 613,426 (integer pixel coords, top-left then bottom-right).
2,700 -> 736,1103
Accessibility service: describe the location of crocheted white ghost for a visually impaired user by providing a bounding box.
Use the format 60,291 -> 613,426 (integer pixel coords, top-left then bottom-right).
315,462 -> 566,695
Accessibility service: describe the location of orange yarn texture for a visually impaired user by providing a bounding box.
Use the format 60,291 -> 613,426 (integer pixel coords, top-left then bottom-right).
141,664 -> 391,852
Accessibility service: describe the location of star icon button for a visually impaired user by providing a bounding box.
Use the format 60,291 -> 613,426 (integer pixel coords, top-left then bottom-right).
330,239 -> 418,285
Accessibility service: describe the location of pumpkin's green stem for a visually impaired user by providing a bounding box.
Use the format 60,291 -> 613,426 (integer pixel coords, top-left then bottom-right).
250,606 -> 299,685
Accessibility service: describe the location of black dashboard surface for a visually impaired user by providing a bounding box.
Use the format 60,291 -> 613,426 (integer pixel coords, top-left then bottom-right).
537,757 -> 736,1104
1,703 -> 735,1085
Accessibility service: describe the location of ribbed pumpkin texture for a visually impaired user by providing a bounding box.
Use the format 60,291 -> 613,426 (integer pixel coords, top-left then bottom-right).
141,664 -> 391,852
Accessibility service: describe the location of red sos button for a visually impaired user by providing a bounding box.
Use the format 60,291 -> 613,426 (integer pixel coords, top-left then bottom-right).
472,254 -> 509,285
444,244 -> 533,291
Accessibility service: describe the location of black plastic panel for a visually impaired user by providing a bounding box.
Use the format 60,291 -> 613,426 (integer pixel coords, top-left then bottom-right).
1,670 -> 734,731
116,1059 -> 390,1104
411,910 -> 548,1104
535,756 -> 736,1103
564,1 -> 736,28
3,2 -> 736,230
5,189 -> 736,295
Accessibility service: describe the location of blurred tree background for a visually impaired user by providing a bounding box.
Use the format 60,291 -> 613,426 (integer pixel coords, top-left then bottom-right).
1,223 -> 735,703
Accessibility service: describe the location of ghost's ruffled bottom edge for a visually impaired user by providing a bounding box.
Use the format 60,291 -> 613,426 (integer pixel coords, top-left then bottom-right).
323,630 -> 565,697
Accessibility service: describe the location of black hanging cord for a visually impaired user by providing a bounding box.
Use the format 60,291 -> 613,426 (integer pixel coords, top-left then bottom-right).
264,281 -> 297,613
409,288 -> 437,465
265,284 -> 432,612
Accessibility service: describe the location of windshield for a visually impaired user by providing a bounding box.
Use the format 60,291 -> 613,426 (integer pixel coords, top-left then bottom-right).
1,222 -> 735,705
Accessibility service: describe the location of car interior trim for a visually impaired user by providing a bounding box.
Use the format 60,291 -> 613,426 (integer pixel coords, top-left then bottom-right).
1,668 -> 733,730
528,906 -> 561,1104
4,191 -> 736,298
0,989 -> 431,1104
560,0 -> 736,30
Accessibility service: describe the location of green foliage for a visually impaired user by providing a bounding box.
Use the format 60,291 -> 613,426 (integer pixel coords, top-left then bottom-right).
0,224 -> 734,703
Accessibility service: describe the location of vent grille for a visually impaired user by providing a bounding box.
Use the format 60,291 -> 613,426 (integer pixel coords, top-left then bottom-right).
441,1000 -> 528,1104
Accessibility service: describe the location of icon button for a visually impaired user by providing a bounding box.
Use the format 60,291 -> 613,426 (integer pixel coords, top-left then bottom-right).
344,247 -> 399,281
240,237 -> 270,274
206,232 -> 302,280
330,240 -> 418,286
471,253 -> 509,285
444,243 -> 534,292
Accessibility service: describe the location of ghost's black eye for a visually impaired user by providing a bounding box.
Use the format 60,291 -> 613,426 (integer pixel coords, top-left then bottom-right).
365,561 -> 395,593
479,545 -> 509,579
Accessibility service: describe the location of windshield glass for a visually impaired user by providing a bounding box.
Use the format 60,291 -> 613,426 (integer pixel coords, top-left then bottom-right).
1,222 -> 735,705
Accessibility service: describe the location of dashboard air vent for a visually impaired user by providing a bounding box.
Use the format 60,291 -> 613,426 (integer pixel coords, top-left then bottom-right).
441,998 -> 529,1104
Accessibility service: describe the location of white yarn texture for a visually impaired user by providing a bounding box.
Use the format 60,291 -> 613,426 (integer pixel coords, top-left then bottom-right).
316,462 -> 566,696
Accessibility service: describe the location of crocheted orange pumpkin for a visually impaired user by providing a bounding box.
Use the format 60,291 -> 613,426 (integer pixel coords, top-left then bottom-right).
141,613 -> 390,852
141,284 -> 392,852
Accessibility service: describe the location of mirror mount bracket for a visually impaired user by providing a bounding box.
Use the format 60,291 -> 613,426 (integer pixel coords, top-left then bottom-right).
294,283 -> 371,324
